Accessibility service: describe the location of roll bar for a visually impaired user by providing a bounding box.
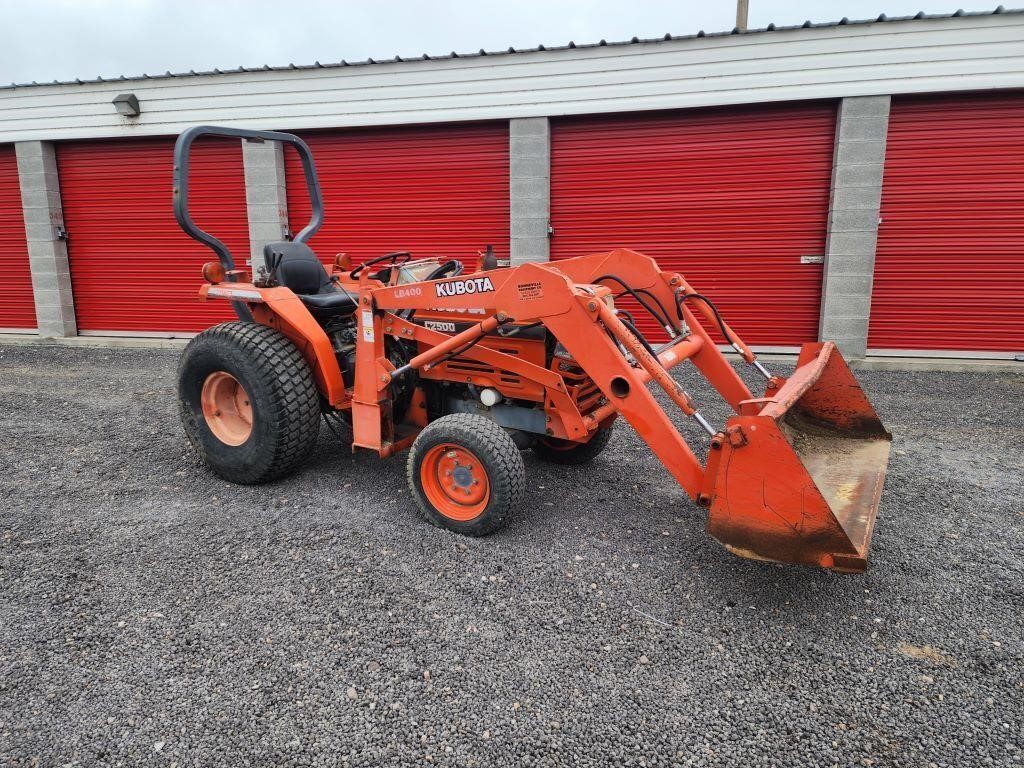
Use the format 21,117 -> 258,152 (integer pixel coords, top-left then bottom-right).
172,125 -> 324,269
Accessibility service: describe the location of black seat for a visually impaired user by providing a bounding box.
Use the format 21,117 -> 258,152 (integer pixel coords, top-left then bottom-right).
264,242 -> 357,319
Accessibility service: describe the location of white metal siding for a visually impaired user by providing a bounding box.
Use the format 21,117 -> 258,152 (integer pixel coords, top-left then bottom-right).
1,16 -> 1023,142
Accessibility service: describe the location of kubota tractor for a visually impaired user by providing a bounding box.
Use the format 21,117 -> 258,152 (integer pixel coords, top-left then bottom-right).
174,126 -> 891,572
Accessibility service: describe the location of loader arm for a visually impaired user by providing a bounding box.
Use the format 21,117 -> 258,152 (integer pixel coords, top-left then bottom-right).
550,248 -> 758,413
364,250 -> 890,572
541,289 -> 710,497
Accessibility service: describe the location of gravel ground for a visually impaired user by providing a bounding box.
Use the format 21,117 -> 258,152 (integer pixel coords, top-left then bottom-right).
0,342 -> 1021,768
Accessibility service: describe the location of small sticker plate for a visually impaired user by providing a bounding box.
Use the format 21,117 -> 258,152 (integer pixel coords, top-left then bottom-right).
361,310 -> 375,342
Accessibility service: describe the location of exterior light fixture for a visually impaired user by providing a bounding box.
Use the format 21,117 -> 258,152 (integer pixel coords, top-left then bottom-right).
112,93 -> 141,117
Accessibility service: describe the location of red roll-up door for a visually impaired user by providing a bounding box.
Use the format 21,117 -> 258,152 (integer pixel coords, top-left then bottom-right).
285,122 -> 509,266
869,92 -> 1024,354
57,137 -> 249,334
0,145 -> 36,331
550,103 -> 836,346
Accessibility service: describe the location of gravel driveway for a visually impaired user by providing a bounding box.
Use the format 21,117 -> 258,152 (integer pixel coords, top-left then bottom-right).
1,343 -> 1021,767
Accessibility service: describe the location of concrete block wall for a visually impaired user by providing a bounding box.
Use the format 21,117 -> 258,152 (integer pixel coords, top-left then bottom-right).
509,118 -> 550,266
241,138 -> 290,275
16,141 -> 77,337
818,96 -> 891,359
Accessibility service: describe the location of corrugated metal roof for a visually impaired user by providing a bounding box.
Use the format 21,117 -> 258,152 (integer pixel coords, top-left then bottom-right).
4,6 -> 1022,91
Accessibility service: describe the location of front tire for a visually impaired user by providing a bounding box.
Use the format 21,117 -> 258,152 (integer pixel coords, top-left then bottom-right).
407,414 -> 525,536
178,322 -> 320,484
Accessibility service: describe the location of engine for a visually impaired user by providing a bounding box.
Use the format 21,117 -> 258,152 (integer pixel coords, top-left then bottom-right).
323,314 -> 416,416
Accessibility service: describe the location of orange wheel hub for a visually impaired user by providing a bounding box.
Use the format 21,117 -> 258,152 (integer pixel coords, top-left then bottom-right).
419,444 -> 490,521
200,371 -> 253,446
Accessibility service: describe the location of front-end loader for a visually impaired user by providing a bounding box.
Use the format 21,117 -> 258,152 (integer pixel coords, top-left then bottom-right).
174,126 -> 891,572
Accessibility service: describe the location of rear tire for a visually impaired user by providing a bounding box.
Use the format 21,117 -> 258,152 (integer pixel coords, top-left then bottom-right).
178,322 -> 320,484
407,414 -> 525,536
532,425 -> 613,465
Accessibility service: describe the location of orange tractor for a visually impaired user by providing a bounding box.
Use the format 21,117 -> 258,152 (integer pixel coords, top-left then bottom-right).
174,126 -> 891,572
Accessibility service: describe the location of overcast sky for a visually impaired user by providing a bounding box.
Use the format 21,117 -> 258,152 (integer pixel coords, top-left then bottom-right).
0,0 -> 1006,85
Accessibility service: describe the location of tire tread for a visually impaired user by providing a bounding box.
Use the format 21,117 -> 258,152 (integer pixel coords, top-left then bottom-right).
407,414 -> 525,536
178,321 -> 320,484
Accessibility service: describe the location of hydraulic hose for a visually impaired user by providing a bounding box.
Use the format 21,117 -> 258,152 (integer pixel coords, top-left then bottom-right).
617,316 -> 658,358
498,320 -> 543,338
593,274 -> 675,333
432,334 -> 486,368
675,291 -> 737,347
676,290 -> 773,379
425,316 -> 515,370
615,308 -> 637,326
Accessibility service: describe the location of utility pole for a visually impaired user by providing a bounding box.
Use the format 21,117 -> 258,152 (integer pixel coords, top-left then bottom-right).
736,0 -> 749,30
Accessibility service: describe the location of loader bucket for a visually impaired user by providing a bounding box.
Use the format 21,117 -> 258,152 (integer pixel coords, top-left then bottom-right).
706,342 -> 891,572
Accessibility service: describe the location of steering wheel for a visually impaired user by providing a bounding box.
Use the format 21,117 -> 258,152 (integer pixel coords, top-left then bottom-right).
349,251 -> 412,280
424,259 -> 464,281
